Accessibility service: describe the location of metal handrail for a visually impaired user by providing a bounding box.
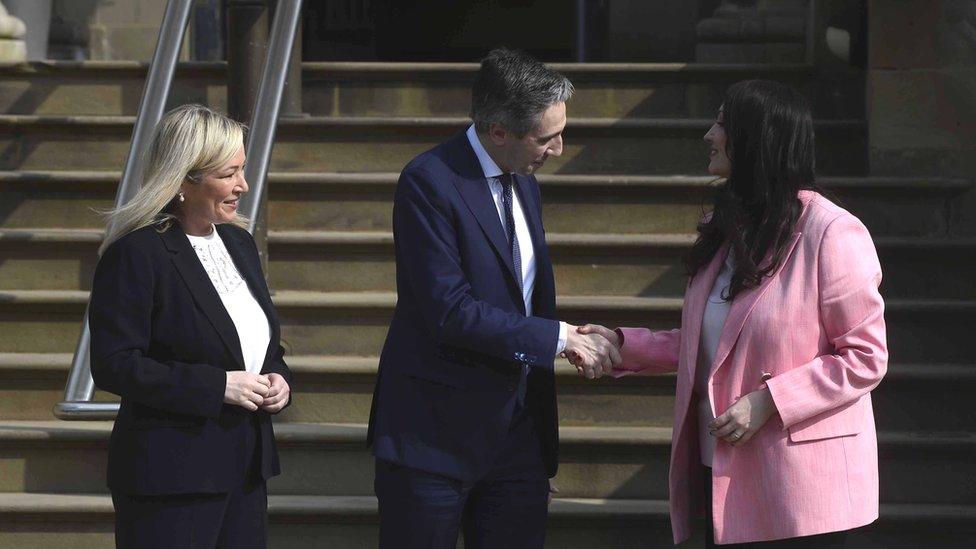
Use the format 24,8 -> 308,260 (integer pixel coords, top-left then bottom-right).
241,0 -> 303,227
55,0 -> 305,420
55,0 -> 195,420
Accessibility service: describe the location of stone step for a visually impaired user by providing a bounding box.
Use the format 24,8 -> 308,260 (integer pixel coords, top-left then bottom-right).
0,291 -> 972,363
1,491 -> 973,548
2,351 -> 972,432
1,422 -> 974,507
1,171 -> 969,236
0,61 -> 863,119
1,229 -> 971,301
266,233 -> 974,301
0,492 -> 686,548
0,115 -> 867,174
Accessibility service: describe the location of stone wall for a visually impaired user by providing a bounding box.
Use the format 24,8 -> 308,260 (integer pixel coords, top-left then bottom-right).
868,0 -> 976,179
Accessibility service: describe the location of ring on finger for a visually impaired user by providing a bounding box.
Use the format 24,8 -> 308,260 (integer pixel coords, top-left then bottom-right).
730,432 -> 742,440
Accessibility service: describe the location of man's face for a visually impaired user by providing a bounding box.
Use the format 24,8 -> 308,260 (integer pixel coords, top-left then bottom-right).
492,101 -> 566,175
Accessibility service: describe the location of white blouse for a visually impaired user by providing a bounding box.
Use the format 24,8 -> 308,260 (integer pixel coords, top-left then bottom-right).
186,226 -> 271,376
695,250 -> 735,467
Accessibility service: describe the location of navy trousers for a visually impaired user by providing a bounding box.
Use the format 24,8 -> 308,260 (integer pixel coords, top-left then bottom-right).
375,404 -> 550,549
111,479 -> 268,549
111,416 -> 268,549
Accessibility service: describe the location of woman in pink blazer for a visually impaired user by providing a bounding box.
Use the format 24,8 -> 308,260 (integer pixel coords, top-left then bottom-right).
575,80 -> 887,546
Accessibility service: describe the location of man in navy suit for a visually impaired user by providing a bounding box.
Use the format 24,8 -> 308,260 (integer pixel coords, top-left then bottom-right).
367,49 -> 620,548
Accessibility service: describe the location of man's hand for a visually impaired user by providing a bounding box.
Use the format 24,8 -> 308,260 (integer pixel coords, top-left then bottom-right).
260,373 -> 291,413
224,371 -> 271,411
708,388 -> 777,446
563,325 -> 621,379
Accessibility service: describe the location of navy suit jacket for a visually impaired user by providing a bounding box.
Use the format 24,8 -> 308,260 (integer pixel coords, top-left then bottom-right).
89,222 -> 292,495
367,131 -> 560,481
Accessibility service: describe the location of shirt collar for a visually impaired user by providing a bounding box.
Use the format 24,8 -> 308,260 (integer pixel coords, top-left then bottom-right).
465,124 -> 505,179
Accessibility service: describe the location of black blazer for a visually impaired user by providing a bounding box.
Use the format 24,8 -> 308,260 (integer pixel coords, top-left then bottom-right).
89,222 -> 292,495
367,131 -> 560,482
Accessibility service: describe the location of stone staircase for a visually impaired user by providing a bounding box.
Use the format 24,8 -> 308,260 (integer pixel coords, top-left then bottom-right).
0,61 -> 974,548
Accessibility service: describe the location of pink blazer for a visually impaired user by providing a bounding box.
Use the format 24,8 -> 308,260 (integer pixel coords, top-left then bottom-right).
614,191 -> 887,544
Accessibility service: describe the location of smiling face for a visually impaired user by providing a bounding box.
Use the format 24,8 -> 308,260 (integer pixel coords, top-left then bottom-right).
489,101 -> 566,175
178,145 -> 247,235
704,108 -> 732,177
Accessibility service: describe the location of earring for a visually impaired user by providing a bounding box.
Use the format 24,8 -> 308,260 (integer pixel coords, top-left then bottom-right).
178,192 -> 185,203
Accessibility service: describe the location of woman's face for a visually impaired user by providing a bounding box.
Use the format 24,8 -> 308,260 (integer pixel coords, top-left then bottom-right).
704,108 -> 731,177
178,146 -> 248,233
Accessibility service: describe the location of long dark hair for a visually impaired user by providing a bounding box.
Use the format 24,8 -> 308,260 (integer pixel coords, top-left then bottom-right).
685,80 -> 819,299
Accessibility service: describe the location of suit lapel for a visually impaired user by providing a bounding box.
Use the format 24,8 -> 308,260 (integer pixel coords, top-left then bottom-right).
160,225 -> 246,370
711,231 -> 803,375
217,225 -> 280,367
447,133 -> 520,286
218,227 -> 280,328
680,241 -> 731,385
514,175 -> 555,317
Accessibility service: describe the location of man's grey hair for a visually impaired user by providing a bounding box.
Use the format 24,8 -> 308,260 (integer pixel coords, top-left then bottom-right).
470,49 -> 574,138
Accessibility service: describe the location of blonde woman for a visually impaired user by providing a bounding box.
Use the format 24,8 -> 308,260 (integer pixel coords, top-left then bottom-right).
89,104 -> 292,549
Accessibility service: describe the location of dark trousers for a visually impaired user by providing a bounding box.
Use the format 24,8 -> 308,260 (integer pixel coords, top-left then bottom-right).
375,406 -> 550,549
111,416 -> 268,549
111,478 -> 268,549
703,468 -> 849,548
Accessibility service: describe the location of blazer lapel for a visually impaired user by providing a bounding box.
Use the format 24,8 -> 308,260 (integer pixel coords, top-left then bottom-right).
681,241 -> 732,385
711,231 -> 803,375
514,174 -> 555,316
448,134 -> 520,286
217,226 -> 281,367
160,225 -> 246,370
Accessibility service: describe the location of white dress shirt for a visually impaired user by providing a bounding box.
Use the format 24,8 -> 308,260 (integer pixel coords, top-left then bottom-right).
695,249 -> 735,467
186,226 -> 271,375
466,125 -> 568,355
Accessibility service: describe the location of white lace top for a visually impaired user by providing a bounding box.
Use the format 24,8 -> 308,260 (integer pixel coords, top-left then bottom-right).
186,226 -> 271,375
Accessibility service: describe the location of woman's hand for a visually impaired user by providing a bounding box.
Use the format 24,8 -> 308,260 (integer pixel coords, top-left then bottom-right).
562,324 -> 622,379
224,371 -> 271,411
708,388 -> 777,446
576,324 -> 621,348
259,373 -> 291,413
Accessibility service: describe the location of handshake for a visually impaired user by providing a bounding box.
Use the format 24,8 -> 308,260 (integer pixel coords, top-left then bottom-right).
561,324 -> 622,379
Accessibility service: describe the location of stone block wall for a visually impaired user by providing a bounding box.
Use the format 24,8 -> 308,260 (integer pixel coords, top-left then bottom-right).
868,0 -> 976,179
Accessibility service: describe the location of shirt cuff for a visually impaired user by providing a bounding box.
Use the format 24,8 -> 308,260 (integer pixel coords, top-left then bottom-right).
555,321 -> 569,356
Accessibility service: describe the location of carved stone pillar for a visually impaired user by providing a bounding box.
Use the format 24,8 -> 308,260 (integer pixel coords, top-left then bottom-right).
0,1 -> 27,65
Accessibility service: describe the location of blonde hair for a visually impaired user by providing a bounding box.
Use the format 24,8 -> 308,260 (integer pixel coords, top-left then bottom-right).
100,104 -> 248,255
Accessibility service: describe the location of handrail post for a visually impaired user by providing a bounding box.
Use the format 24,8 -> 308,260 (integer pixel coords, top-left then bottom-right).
239,0 -> 303,274
56,0 -> 195,420
280,0 -> 303,118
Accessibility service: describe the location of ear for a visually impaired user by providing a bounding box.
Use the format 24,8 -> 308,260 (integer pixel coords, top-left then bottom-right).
487,122 -> 509,146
